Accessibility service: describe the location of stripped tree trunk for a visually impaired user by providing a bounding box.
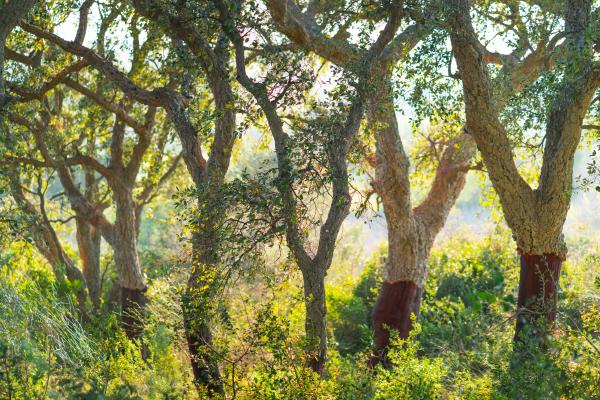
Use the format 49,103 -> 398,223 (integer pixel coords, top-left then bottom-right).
447,0 -> 599,345
367,80 -> 473,364
514,252 -> 563,344
260,0 -> 458,371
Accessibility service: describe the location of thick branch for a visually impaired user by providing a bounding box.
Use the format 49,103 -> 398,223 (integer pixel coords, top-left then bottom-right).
448,0 -> 536,242
0,0 -> 38,39
0,0 -> 38,105
4,46 -> 42,67
413,133 -> 475,238
9,59 -> 89,101
20,22 -> 165,107
265,0 -> 360,68
75,0 -> 95,44
125,106 -> 157,183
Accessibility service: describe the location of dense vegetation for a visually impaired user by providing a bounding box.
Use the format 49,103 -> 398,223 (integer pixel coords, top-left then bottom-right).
0,0 -> 599,399
1,232 -> 598,398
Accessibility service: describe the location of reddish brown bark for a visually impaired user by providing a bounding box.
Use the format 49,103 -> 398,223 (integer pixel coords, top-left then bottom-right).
514,251 -> 563,343
372,280 -> 423,366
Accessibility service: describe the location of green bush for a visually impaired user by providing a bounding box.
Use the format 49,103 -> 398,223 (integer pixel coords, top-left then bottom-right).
1,235 -> 598,399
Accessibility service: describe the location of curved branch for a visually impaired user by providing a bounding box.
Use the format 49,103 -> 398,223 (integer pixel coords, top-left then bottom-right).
413,133 -> 476,238
20,21 -> 164,107
265,0 -> 360,68
9,59 -> 89,101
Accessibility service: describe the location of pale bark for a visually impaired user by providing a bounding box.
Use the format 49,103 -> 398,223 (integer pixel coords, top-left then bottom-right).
262,0 -> 473,363
447,0 -> 600,257
75,158 -> 103,311
76,217 -> 101,310
113,189 -> 146,291
366,79 -> 474,358
447,0 -> 600,342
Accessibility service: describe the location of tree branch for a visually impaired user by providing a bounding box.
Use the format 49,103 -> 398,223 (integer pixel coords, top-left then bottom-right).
9,59 -> 89,101
20,21 -> 165,107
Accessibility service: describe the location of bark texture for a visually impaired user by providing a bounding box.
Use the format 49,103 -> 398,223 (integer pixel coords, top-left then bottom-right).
302,270 -> 327,374
447,0 -> 600,343
0,0 -> 38,107
76,217 -> 102,310
184,307 -> 222,396
372,281 -> 423,364
515,252 -> 563,343
265,1 -> 475,364
448,0 -> 600,257
114,189 -> 148,339
366,80 -> 474,364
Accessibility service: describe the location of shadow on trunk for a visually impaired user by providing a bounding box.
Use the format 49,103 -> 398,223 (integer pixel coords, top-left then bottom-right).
371,280 -> 423,368
514,251 -> 563,347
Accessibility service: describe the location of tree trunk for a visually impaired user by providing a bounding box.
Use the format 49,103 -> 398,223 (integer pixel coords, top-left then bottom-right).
184,298 -> 223,396
371,222 -> 428,366
366,77 -> 473,366
373,282 -> 422,353
182,230 -> 224,396
514,251 -> 563,345
76,217 -> 102,310
113,189 -> 147,340
0,0 -> 38,107
302,269 -> 327,375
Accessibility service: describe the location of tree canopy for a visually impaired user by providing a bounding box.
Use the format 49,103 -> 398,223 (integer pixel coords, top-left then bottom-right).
0,0 -> 598,398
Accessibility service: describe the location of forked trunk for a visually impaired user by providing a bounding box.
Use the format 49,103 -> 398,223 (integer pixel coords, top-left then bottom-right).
514,251 -> 563,345
366,75 -> 473,366
302,270 -> 327,375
